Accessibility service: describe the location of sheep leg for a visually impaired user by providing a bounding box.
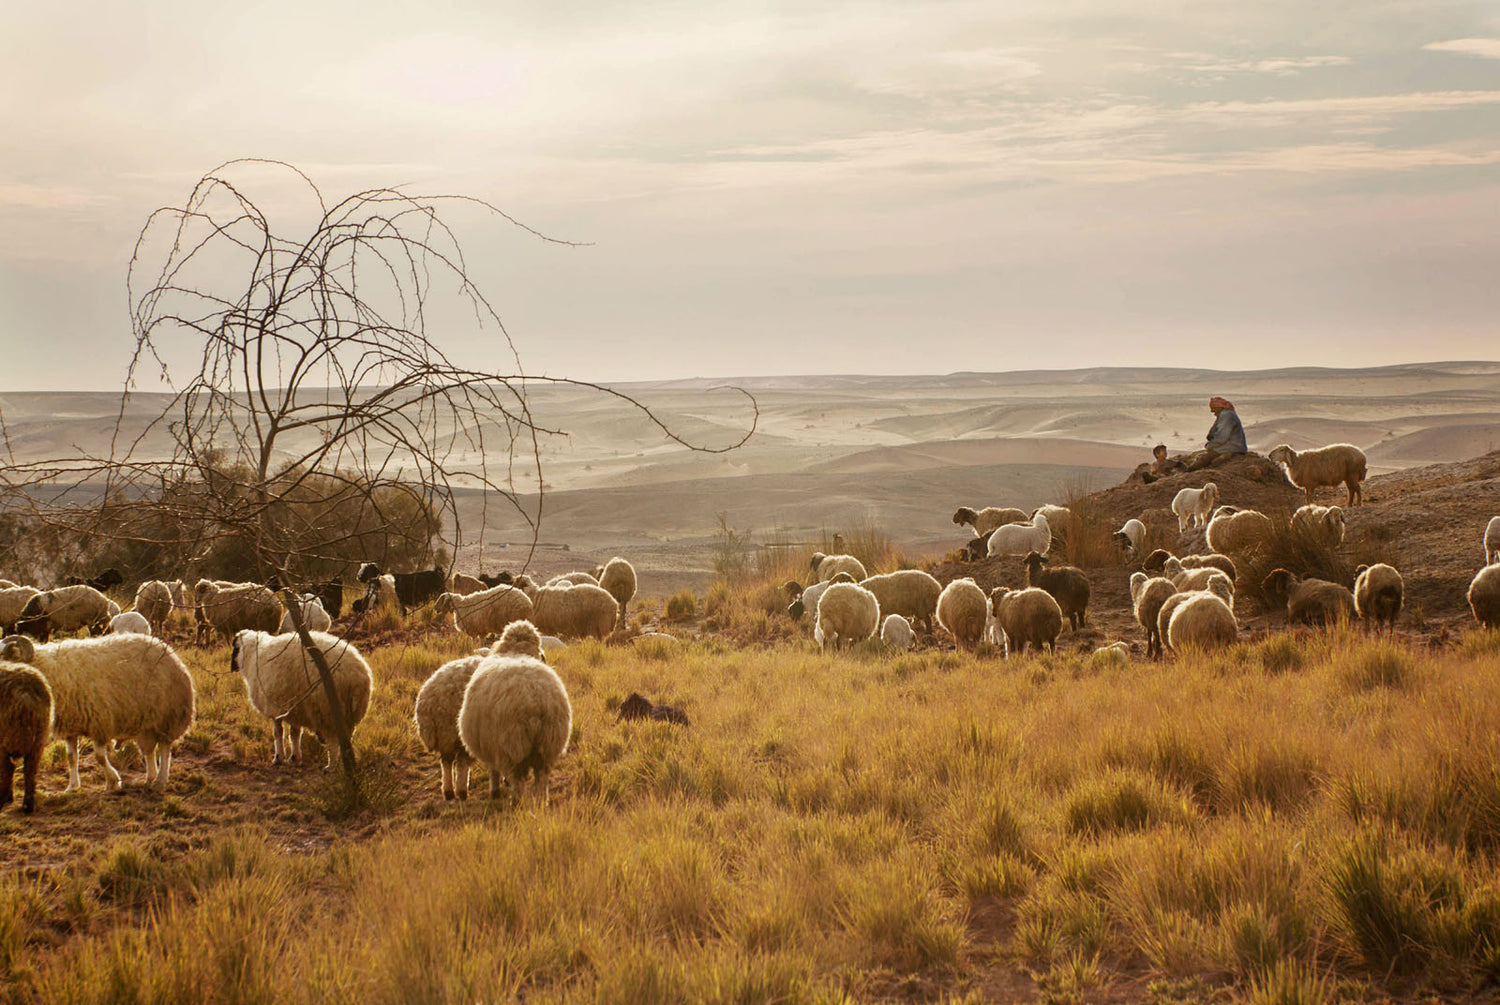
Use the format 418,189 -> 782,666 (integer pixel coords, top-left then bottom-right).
288,726 -> 304,765
64,737 -> 81,792
489,771 -> 503,800
93,741 -> 123,791
155,743 -> 173,789
0,756 -> 13,807
440,755 -> 455,800
138,736 -> 158,785
271,720 -> 286,765
455,753 -> 470,800
531,767 -> 550,808
21,751 -> 39,813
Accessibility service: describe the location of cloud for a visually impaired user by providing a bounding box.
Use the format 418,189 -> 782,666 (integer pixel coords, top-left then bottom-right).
1424,38 -> 1500,59
1176,54 -> 1352,75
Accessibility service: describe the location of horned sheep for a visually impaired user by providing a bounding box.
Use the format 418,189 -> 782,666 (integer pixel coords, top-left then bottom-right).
936,578 -> 988,650
0,633 -> 194,792
1268,443 -> 1367,506
952,506 -> 1029,537
1353,563 -> 1404,630
531,583 -> 619,640
987,514 -> 1051,558
1469,565 -> 1500,629
859,569 -> 941,632
434,585 -> 534,638
0,657 -> 52,814
231,630 -> 373,767
458,653 -> 571,804
1172,483 -> 1219,532
989,586 -> 1064,657
813,582 -> 880,651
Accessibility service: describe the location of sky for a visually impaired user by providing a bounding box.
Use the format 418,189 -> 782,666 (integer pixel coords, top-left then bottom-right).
2,0 -> 1498,389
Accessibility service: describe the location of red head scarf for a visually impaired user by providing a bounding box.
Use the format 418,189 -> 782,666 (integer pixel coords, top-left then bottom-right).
1209,396 -> 1234,411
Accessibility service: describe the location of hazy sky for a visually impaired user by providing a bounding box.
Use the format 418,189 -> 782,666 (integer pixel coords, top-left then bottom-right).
3,0 -> 1498,389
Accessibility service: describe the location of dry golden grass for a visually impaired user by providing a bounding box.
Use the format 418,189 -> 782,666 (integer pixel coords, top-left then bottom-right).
2,619 -> 1500,1003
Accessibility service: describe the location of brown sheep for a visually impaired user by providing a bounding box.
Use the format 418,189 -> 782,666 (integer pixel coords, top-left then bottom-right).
1262,569 -> 1355,626
1268,443 -> 1368,506
0,660 -> 52,814
1022,551 -> 1091,630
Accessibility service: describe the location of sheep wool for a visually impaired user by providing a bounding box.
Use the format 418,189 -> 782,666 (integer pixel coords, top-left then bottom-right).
231,630 -> 373,767
594,557 -> 637,624
952,506 -> 1029,537
0,586 -> 41,634
990,587 -> 1064,657
1205,509 -> 1274,556
1165,593 -> 1238,652
987,514 -> 1051,558
1261,570 -> 1356,626
278,595 -> 332,635
1485,516 -> 1500,566
813,582 -> 880,651
131,580 -> 175,634
0,658 -> 52,814
449,573 -> 488,596
108,611 -> 153,636
936,578 -> 988,649
859,570 -> 941,632
434,585 -> 535,638
1171,483 -> 1219,532
414,653 -> 486,800
1113,519 -> 1146,558
1468,565 -> 1500,629
531,583 -> 619,640
458,654 -> 571,804
810,553 -> 869,584
0,633 -> 193,793
19,585 -> 116,638
196,581 -> 282,645
1023,551 -> 1090,630
1268,443 -> 1368,506
1291,504 -> 1347,546
1130,573 -> 1177,659
880,614 -> 915,651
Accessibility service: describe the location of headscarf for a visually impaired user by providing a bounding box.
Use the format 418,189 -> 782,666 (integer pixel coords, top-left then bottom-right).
1209,396 -> 1235,411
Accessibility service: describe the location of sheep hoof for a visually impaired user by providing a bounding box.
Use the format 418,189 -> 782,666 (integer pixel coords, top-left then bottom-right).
443,790 -> 454,801
457,791 -> 468,801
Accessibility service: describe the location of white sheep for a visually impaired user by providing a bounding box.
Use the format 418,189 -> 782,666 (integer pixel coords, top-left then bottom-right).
449,573 -> 488,595
1113,518 -> 1146,559
545,571 -> 599,587
1171,483 -> 1219,532
937,578 -> 988,650
1130,573 -> 1177,659
0,656 -> 52,814
1485,516 -> 1499,566
0,633 -> 194,792
786,573 -> 853,622
593,557 -> 637,624
1165,592 -> 1238,652
1353,563 -> 1403,631
18,585 -> 116,638
458,653 -> 571,805
540,635 -> 567,656
1090,641 -> 1131,666
0,586 -> 40,635
810,552 -> 869,583
1468,565 -> 1500,629
859,570 -> 941,633
952,506 -> 1029,537
1205,508 -> 1274,556
1291,504 -> 1347,546
1032,504 -> 1072,533
131,580 -> 174,634
531,583 -> 619,640
988,586 -> 1064,657
231,630 -> 373,767
1268,443 -> 1368,506
880,614 -> 914,651
415,620 -> 543,800
986,514 -> 1051,558
278,595 -> 332,634
813,582 -> 880,651
108,611 -> 152,635
434,584 -> 535,638
196,580 -> 282,645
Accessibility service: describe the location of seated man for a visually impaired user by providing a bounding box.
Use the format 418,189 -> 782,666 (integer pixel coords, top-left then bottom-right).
1186,396 -> 1247,470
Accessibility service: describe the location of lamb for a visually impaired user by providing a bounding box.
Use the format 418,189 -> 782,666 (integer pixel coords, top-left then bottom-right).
531,583 -> 619,640
278,595 -> 332,634
858,569 -> 941,632
17,585 -> 117,640
0,633 -> 193,792
546,571 -> 600,587
1261,569 -> 1356,626
1130,573 -> 1177,659
987,514 -> 1051,558
786,573 -> 855,621
458,653 -> 571,805
961,532 -> 994,562
434,584 -> 534,638
1171,483 -> 1219,532
231,629 -> 373,767
449,573 -> 488,595
936,578 -> 988,650
1021,551 -> 1090,630
1468,565 -> 1500,629
1291,504 -> 1347,546
108,611 -> 152,635
0,586 -> 40,635
415,620 -> 544,800
952,506 -> 1029,536
1205,508 -> 1274,556
593,557 -> 638,624
0,657 -> 52,814
810,552 -> 869,583
1113,519 -> 1146,559
1091,641 -> 1130,662
1353,563 -> 1404,631
813,582 -> 880,651
1485,516 -> 1500,566
195,580 -> 282,644
1165,593 -> 1238,652
1267,443 -> 1368,506
880,614 -> 915,650
989,587 -> 1064,657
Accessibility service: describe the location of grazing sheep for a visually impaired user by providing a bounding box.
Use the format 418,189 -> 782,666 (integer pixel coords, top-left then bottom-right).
1032,505 -> 1072,534
989,587 -> 1064,657
786,573 -> 855,621
546,571 -> 600,587
1021,551 -> 1090,630
952,506 -> 1029,536
0,633 -> 193,792
0,586 -> 41,635
1171,483 -> 1219,532
594,557 -> 638,624
881,614 -> 915,650
17,585 -> 116,640
531,583 -> 619,640
1180,553 -> 1237,580
195,580 -> 282,645
859,569 -> 941,632
540,635 -> 566,655
987,514 -> 1052,558
1165,592 -> 1238,652
1291,504 -> 1347,546
1468,565 -> 1500,629
278,595 -> 332,635
231,630 -> 373,767
1113,519 -> 1146,559
415,620 -> 544,800
0,658 -> 52,814
937,578 -> 988,650
1268,443 -> 1368,506
1485,517 -> 1500,566
961,532 -> 994,562
1130,573 -> 1177,660
1206,508 -> 1274,556
813,582 -> 880,651
458,653 -> 571,805
108,611 -> 152,635
810,552 -> 869,583
1091,641 -> 1130,662
131,580 -> 174,634
1353,563 -> 1404,631
434,585 -> 535,638
1170,566 -> 1235,609
449,573 -> 488,596
1261,569 -> 1356,626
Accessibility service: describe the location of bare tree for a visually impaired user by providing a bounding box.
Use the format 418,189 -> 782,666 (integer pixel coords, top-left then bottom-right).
0,159 -> 756,801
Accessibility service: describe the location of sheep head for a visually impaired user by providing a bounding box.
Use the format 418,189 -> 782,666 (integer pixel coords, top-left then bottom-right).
1202,483 -> 1219,507
809,552 -> 827,571
1267,445 -> 1296,467
1261,568 -> 1298,597
952,507 -> 975,527
1142,549 -> 1173,572
782,580 -> 804,599
357,563 -> 382,583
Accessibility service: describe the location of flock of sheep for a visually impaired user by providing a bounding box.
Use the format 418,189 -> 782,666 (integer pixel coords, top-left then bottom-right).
0,557 -> 640,817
